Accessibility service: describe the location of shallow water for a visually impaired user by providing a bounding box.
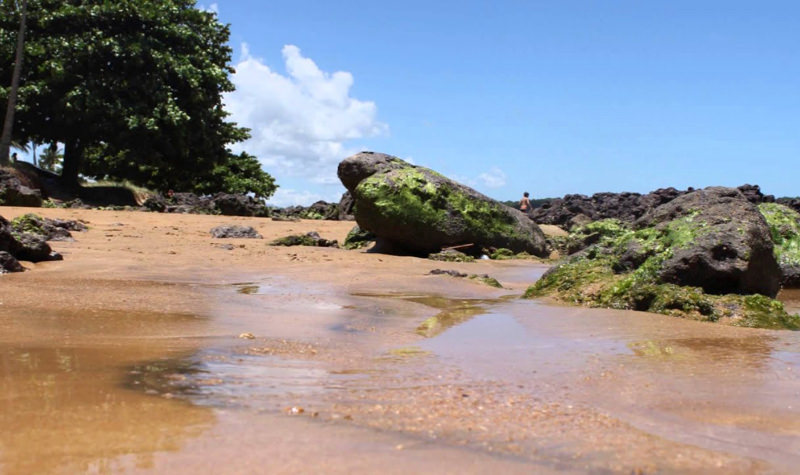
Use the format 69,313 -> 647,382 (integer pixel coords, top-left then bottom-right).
2,266 -> 800,473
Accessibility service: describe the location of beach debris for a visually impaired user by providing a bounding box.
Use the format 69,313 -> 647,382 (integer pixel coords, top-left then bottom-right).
286,406 -> 304,415
238,332 -> 256,339
209,225 -> 262,239
338,151 -> 548,257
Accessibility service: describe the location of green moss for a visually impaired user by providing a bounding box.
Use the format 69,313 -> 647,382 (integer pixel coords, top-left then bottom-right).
490,248 -> 515,260
734,294 -> 800,330
468,274 -> 503,288
525,216 -> 798,329
270,234 -> 318,246
759,202 -> 800,267
10,214 -> 46,236
343,226 -> 375,250
355,167 -> 527,243
428,250 -> 475,262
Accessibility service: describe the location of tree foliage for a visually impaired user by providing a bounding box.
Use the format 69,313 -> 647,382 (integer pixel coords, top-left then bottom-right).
0,0 -> 276,198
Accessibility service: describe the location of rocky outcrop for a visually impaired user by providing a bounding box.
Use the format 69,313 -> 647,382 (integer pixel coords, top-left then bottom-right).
209,225 -> 262,239
0,215 -> 62,271
635,187 -> 780,297
526,187 -> 796,329
10,213 -> 86,241
338,192 -> 355,221
338,152 -> 548,257
531,184 -> 775,229
212,193 -> 270,217
0,168 -> 43,207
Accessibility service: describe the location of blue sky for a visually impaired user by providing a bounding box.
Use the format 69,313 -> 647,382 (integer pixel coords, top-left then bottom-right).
207,1 -> 799,205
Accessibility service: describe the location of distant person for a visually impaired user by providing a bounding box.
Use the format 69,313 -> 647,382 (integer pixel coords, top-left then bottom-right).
11,152 -> 17,163
519,191 -> 532,213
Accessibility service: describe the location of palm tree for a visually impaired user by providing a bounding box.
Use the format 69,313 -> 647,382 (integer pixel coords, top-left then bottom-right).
0,0 -> 29,165
39,143 -> 63,172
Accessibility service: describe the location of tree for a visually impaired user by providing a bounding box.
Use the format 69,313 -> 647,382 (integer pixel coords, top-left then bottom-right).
0,0 -> 27,165
38,142 -> 61,171
0,0 -> 276,198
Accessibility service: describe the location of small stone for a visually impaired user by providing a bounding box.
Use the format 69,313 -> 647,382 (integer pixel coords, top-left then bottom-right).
238,332 -> 255,339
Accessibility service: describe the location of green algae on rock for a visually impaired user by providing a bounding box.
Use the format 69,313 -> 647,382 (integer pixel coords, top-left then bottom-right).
525,215 -> 800,330
758,202 -> 800,287
270,231 -> 338,248
342,225 -> 375,250
338,152 -> 548,256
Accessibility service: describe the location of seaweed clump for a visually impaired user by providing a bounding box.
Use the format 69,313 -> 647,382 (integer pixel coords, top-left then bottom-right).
525,219 -> 800,330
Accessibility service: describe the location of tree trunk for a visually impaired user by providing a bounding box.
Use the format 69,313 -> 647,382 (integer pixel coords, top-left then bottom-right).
61,139 -> 82,191
0,0 -> 28,165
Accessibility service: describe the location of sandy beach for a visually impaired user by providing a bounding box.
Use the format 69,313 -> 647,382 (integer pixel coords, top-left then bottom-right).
1,206 -> 800,473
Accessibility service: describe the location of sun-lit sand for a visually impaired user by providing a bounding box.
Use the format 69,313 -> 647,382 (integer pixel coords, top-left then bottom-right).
1,206 -> 799,473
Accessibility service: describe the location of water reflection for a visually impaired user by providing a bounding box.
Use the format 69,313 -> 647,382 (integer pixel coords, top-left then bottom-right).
0,346 -> 215,474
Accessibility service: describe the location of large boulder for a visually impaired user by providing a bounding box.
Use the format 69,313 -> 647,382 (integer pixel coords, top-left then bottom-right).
635,187 -> 780,297
0,168 -> 43,207
337,152 -> 548,256
757,202 -> 800,288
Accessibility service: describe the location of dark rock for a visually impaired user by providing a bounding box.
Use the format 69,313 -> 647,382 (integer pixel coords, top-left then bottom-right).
0,251 -> 23,273
142,194 -> 167,212
212,193 -> 270,217
429,269 -> 468,277
270,231 -> 339,248
0,168 -> 43,207
342,225 -> 375,250
777,197 -> 800,215
529,185 -> 774,229
10,213 -> 85,242
338,152 -> 548,257
209,225 -> 262,239
636,187 -> 780,297
338,192 -> 356,221
272,201 -> 339,220
167,193 -> 216,214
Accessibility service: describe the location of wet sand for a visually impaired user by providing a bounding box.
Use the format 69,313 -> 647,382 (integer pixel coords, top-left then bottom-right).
1,207 -> 799,473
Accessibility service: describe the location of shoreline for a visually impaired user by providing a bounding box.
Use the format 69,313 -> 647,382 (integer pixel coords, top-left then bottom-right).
1,206 -> 800,472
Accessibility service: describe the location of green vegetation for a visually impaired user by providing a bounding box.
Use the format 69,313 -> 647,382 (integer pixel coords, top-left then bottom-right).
758,203 -> 800,268
270,234 -> 319,247
10,213 -> 44,236
0,0 -> 276,197
428,250 -> 475,262
526,219 -> 800,329
343,226 -> 375,250
356,167 -> 528,243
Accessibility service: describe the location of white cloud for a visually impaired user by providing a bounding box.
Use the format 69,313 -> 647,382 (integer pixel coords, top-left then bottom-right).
267,188 -> 332,208
478,167 -> 507,188
198,3 -> 218,14
225,44 -> 387,188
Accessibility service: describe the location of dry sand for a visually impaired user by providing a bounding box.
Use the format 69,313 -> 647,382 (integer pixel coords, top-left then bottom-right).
1,206 -> 799,473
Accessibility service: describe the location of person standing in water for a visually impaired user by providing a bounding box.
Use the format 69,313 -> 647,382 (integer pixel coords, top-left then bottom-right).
519,191 -> 532,214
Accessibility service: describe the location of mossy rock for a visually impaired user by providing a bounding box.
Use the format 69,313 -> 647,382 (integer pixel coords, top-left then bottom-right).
338,152 -> 548,257
490,248 -> 515,260
758,202 -> 800,287
525,189 -> 798,329
343,225 -> 375,250
428,250 -> 474,262
270,231 -> 338,248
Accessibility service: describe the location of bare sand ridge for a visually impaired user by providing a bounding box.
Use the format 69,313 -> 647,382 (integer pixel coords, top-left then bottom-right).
1,207 -> 799,473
